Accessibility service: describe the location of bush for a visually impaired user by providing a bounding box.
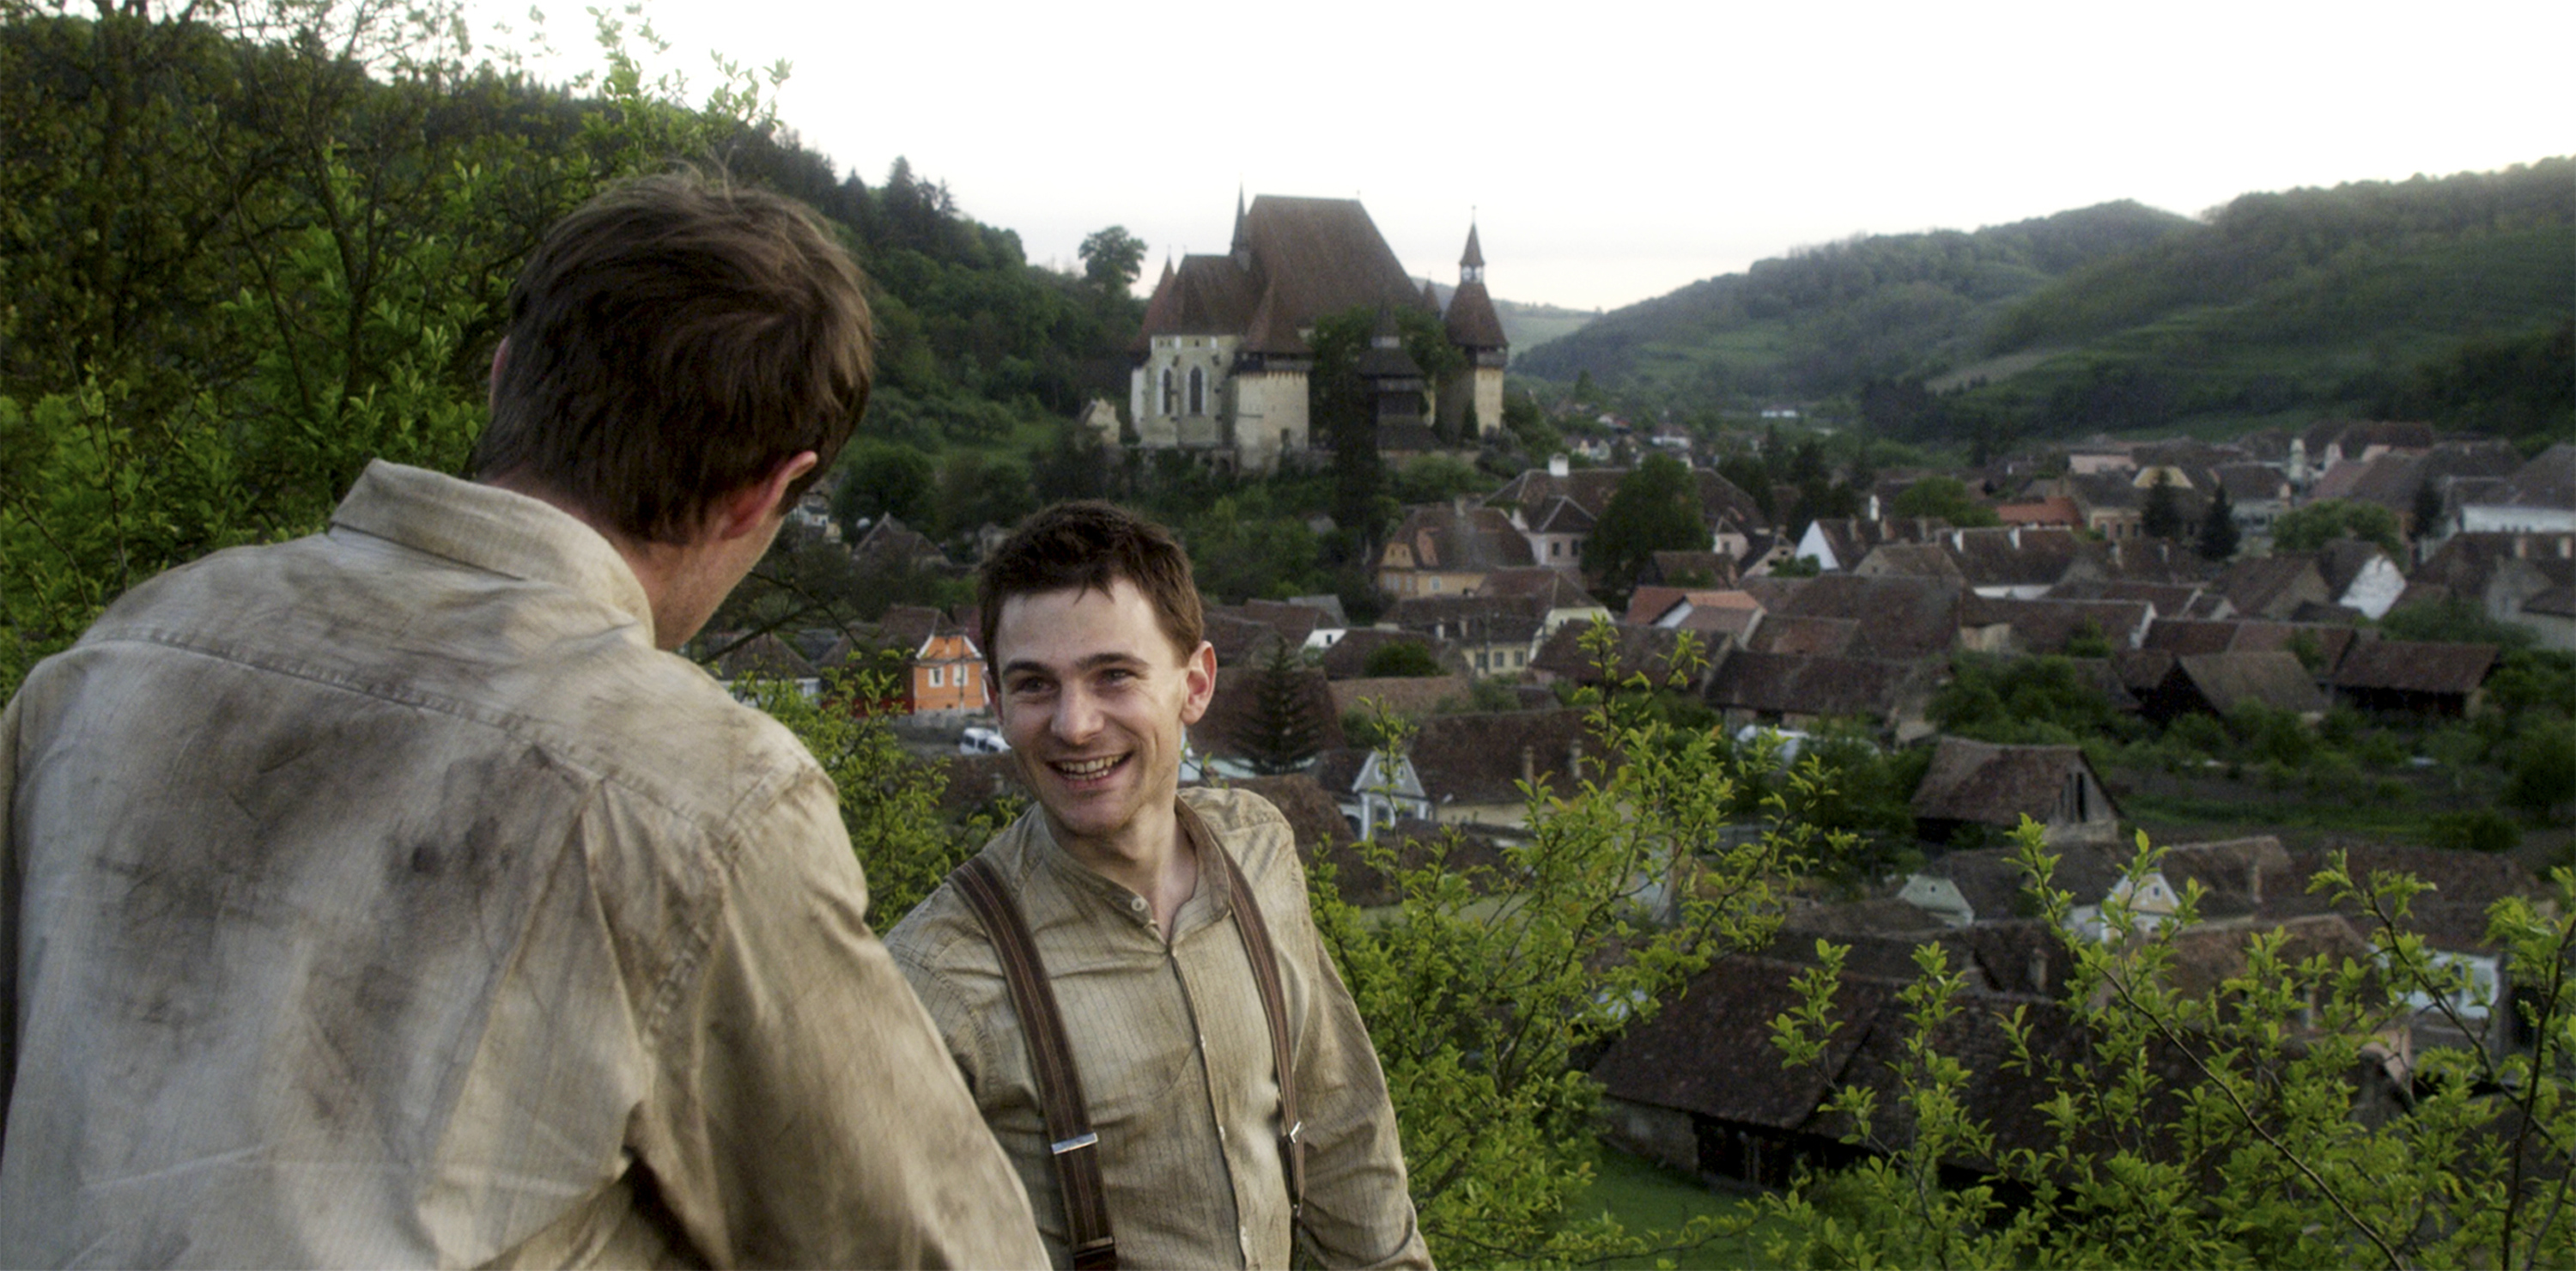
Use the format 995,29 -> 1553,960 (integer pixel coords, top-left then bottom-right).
2427,808 -> 2523,854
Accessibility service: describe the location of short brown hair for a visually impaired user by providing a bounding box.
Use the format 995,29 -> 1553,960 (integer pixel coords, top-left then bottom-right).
473,170 -> 871,543
978,502 -> 1204,666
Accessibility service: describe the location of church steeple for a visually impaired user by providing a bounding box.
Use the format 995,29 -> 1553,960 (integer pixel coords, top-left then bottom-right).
1459,221 -> 1485,285
1230,186 -> 1251,270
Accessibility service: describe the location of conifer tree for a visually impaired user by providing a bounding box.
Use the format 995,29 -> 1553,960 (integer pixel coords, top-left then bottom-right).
2196,481 -> 2241,560
2142,470 -> 2186,539
1243,638 -> 1322,775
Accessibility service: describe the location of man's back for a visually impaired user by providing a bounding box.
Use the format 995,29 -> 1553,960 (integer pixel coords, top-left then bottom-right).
0,464 -> 1036,1267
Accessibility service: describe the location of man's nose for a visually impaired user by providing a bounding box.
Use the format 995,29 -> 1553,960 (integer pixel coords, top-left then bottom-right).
1052,684 -> 1103,743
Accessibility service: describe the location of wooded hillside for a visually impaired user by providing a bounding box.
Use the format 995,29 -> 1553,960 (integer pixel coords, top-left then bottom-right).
1519,161 -> 2575,444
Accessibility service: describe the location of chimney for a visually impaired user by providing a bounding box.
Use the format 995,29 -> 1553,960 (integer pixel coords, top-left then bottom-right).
1567,739 -> 1584,782
1548,453 -> 1570,478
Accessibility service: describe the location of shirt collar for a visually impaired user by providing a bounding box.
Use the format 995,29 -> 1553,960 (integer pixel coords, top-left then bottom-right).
328,460 -> 655,636
1009,797 -> 1236,936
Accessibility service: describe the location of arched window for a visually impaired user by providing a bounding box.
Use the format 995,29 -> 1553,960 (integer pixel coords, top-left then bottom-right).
1160,368 -> 1176,416
1188,367 -> 1206,417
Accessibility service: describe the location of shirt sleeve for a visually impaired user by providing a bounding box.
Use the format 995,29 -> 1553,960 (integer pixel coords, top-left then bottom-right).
1272,837 -> 1434,1269
632,769 -> 1047,1268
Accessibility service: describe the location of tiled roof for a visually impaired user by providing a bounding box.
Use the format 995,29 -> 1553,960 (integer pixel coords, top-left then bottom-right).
1594,957 -> 1903,1130
1910,739 -> 2110,829
1386,504 -> 1535,572
1441,278 -> 1509,349
1530,621 -> 1705,687
1704,652 -> 1931,721
1745,614 -> 1861,657
1409,708 -> 1596,805
2214,463 -> 2290,502
1479,566 -> 1600,608
2215,554 -> 2326,619
2478,442 -> 2576,511
2177,651 -> 2327,715
1945,526 -> 2092,590
1959,597 -> 2149,654
2330,640 -> 2499,695
1740,574 -> 1961,660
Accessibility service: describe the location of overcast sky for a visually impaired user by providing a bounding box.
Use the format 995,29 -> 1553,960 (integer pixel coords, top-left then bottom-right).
466,0 -> 2573,313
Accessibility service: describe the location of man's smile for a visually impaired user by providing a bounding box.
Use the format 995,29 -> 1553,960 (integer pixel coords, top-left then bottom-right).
1050,753 -> 1130,784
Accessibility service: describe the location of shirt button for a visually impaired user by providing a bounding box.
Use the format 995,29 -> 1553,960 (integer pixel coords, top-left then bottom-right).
1130,897 -> 1146,913
1217,1124 -> 1228,1141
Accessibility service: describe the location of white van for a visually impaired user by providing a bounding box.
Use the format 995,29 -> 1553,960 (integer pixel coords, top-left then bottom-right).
958,726 -> 1010,756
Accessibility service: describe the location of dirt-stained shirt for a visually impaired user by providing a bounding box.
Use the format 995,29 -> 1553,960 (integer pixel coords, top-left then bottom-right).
0,461 -> 1044,1268
885,788 -> 1431,1270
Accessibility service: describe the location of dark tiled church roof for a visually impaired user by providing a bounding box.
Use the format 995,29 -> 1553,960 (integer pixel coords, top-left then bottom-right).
1442,278 -> 1508,349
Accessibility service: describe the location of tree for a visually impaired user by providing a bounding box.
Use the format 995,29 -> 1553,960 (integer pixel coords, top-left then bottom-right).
1312,629 -> 1814,1263
2196,480 -> 2242,560
2141,469 -> 2186,539
1887,475 -> 2000,526
832,441 -> 937,532
1583,453 -> 1707,599
1242,639 -> 1322,775
1362,640 -> 1444,678
1767,824 -> 2576,1269
1077,225 -> 1145,293
2274,498 -> 2405,555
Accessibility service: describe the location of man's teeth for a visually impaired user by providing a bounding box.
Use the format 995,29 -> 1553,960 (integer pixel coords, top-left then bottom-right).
1055,757 -> 1120,777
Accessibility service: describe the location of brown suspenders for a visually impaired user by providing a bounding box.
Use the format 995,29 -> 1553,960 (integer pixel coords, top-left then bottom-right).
949,808 -> 1305,1271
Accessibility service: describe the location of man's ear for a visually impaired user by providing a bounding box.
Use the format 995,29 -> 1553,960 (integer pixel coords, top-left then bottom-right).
1178,640 -> 1218,726
487,338 -> 509,414
713,451 -> 820,541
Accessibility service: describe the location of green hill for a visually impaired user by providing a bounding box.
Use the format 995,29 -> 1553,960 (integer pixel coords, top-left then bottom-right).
1519,161 -> 2575,444
1515,200 -> 2196,400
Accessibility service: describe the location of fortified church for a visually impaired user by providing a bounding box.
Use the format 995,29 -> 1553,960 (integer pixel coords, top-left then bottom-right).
1128,193 -> 1508,473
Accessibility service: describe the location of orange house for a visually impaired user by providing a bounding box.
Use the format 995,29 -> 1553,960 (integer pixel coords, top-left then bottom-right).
910,631 -> 989,715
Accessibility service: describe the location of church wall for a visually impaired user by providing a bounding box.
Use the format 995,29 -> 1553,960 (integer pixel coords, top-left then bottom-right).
1137,333 -> 1238,451
1232,369 -> 1309,472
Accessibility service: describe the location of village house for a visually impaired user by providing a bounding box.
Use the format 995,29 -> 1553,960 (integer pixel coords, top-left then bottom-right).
1376,502 -> 1537,599
2400,530 -> 2576,649
1485,455 -> 1771,570
2126,650 -> 2328,724
1383,594 -> 1545,678
1703,651 -> 1940,742
1907,738 -> 2121,849
2454,442 -> 2573,535
2330,640 -> 2500,716
1956,596 -> 2151,655
1406,708 -> 1595,830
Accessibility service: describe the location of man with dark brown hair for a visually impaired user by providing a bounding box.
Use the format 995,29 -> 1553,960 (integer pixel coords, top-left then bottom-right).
0,172 -> 1042,1267
887,501 -> 1430,1269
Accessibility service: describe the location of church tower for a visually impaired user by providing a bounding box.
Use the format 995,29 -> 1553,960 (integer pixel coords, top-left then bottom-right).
1437,222 -> 1509,441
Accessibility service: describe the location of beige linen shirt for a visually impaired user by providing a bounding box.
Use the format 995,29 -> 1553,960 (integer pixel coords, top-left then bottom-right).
886,788 -> 1430,1270
0,461 -> 1042,1268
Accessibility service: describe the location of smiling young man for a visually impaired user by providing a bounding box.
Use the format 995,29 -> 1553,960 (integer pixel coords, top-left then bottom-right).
885,502 -> 1431,1269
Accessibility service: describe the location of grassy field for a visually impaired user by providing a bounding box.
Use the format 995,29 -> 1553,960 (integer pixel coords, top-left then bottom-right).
1567,1146 -> 1782,1269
